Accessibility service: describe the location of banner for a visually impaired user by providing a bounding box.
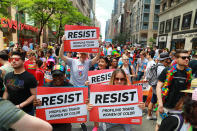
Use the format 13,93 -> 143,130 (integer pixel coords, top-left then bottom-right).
88,69 -> 114,85
89,84 -> 143,124
64,25 -> 100,53
36,87 -> 88,124
132,81 -> 150,96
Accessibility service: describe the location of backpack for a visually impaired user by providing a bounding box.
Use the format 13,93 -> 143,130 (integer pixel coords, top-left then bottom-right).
146,63 -> 163,86
171,114 -> 184,131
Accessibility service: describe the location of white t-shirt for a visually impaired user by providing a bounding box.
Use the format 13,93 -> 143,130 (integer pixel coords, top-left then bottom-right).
67,58 -> 92,86
107,47 -> 112,55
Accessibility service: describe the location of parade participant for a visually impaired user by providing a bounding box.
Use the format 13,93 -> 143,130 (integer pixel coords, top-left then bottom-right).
120,54 -> 135,83
35,59 -> 44,86
146,52 -> 171,120
3,51 -> 37,115
22,41 -> 29,52
159,79 -> 197,131
0,50 -> 14,79
107,44 -> 113,56
156,49 -> 192,131
0,98 -> 52,131
38,50 -> 46,63
34,65 -> 73,131
109,57 -> 118,69
136,51 -> 148,81
88,69 -> 145,131
96,56 -> 109,70
59,35 -> 101,87
189,52 -> 197,77
24,51 -> 37,77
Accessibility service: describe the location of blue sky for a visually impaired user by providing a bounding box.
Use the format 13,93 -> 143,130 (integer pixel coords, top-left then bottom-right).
95,0 -> 114,40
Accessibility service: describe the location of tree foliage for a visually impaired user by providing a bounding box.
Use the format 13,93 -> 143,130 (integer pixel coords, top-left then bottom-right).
12,0 -> 91,44
0,0 -> 12,18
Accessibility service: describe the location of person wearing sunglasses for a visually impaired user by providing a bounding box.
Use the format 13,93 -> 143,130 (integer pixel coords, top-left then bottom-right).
156,49 -> 192,131
88,69 -> 145,131
3,51 -> 37,116
33,65 -> 73,131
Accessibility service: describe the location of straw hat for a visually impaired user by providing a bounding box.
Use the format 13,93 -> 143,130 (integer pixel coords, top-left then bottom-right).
181,78 -> 197,93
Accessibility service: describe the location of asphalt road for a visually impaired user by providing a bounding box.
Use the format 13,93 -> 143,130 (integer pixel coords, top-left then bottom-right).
72,110 -> 156,131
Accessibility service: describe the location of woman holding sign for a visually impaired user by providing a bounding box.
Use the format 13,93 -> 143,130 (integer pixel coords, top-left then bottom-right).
88,69 -> 145,131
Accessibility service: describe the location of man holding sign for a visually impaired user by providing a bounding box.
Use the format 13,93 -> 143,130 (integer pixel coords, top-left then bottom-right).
88,69 -> 145,131
59,35 -> 101,87
34,65 -> 74,131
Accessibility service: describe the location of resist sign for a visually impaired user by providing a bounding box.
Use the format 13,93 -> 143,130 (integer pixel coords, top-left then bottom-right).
89,84 -> 143,124
36,87 -> 88,123
64,25 -> 100,53
88,69 -> 114,84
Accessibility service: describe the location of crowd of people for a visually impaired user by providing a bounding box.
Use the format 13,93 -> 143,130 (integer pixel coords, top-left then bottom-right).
0,37 -> 197,131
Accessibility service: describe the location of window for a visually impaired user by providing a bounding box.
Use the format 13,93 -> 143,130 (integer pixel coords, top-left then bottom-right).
194,10 -> 197,28
173,16 -> 180,31
159,21 -> 165,34
182,11 -> 192,30
165,19 -> 172,33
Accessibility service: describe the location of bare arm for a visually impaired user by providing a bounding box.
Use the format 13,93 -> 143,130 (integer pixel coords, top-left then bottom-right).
59,36 -> 69,63
156,80 -> 164,113
91,48 -> 101,66
19,88 -> 36,108
130,65 -> 136,77
3,87 -> 8,99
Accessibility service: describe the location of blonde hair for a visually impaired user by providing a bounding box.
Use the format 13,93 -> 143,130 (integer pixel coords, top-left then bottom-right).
109,69 -> 128,85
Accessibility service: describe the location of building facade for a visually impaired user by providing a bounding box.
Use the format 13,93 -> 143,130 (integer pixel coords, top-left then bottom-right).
131,0 -> 160,47
158,0 -> 197,50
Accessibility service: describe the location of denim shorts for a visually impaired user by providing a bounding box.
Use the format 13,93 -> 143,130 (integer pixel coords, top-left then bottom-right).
0,99 -> 25,130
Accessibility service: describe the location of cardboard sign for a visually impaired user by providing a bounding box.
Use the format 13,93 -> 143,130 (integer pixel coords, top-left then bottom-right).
132,81 -> 150,96
89,84 -> 143,124
88,69 -> 114,85
64,25 -> 100,53
36,87 -> 88,124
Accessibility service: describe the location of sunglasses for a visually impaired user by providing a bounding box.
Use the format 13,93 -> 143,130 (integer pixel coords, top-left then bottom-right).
180,56 -> 190,60
115,77 -> 126,81
10,57 -> 21,62
123,59 -> 129,61
52,74 -> 64,78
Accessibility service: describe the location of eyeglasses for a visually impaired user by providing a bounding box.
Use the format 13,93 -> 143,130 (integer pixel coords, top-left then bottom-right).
123,59 -> 129,61
10,57 -> 21,62
115,77 -> 126,81
180,56 -> 190,60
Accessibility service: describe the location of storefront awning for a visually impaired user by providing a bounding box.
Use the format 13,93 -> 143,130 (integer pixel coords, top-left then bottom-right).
172,39 -> 185,43
191,37 -> 197,42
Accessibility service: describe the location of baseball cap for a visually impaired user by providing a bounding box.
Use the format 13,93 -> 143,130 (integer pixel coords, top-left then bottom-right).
51,65 -> 65,75
158,52 -> 170,61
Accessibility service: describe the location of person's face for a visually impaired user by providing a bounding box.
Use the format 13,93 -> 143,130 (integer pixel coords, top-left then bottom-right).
111,59 -> 118,67
123,57 -> 129,65
52,74 -> 65,86
176,53 -> 190,66
67,52 -> 72,58
146,53 -> 150,59
140,54 -> 144,59
98,58 -> 107,70
114,72 -> 126,85
79,53 -> 87,62
10,55 -> 24,69
164,58 -> 171,67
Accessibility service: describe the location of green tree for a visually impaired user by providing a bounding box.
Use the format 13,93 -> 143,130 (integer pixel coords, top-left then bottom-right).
148,37 -> 156,47
14,0 -> 89,44
51,5 -> 91,44
0,0 -> 12,18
